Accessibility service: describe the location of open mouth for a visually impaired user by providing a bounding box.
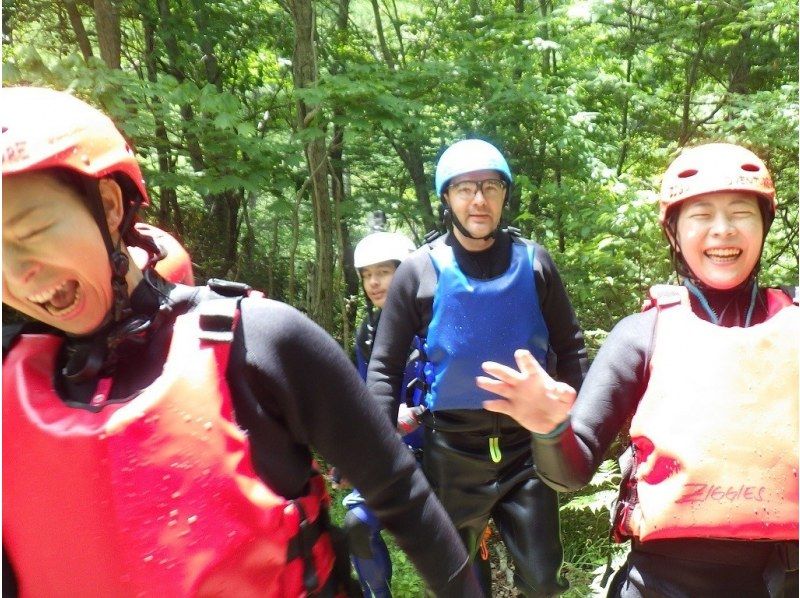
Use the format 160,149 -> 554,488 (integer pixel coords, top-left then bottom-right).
27,280 -> 82,317
704,248 -> 742,264
704,248 -> 742,263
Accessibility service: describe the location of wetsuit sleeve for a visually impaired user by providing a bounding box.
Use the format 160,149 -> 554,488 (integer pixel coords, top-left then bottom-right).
531,310 -> 654,492
366,252 -> 430,424
236,298 -> 479,596
3,547 -> 18,597
534,246 -> 589,391
354,341 -> 367,381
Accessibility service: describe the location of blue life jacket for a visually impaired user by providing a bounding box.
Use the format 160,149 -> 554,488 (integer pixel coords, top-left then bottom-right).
355,318 -> 425,449
423,240 -> 549,411
400,336 -> 426,450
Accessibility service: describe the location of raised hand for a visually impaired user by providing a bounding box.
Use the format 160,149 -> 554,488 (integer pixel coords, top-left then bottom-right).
476,348 -> 576,434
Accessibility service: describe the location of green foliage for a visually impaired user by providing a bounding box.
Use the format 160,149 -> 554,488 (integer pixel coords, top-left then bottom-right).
5,2 -> 798,590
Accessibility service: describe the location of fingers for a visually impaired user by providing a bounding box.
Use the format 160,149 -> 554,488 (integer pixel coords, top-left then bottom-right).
553,382 -> 577,406
513,349 -> 542,375
480,360 -> 525,384
475,376 -> 513,398
482,398 -> 514,417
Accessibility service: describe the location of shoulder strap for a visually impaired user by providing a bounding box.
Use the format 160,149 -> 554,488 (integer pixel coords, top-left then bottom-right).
423,228 -> 444,246
195,279 -> 265,342
207,278 -> 265,299
779,285 -> 799,305
641,284 -> 689,312
197,297 -> 240,343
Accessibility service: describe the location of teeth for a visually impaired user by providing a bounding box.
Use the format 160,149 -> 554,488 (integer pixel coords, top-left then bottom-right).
705,248 -> 741,258
44,286 -> 81,317
27,280 -> 70,304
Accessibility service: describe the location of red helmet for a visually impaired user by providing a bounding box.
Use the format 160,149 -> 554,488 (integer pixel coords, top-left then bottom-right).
1,86 -> 149,205
129,224 -> 195,285
659,143 -> 775,224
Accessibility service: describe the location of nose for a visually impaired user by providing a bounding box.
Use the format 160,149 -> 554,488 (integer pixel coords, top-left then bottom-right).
3,250 -> 41,287
472,188 -> 487,205
710,213 -> 735,236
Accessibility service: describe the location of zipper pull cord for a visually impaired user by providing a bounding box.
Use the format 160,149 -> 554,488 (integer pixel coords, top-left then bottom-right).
489,436 -> 502,463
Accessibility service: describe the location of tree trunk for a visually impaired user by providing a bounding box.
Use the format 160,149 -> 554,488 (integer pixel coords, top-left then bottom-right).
189,0 -> 221,90
93,0 -> 120,68
370,0 -> 395,69
287,0 -> 335,331
679,22 -> 708,146
141,2 -> 181,233
267,216 -> 280,298
330,0 -> 358,349
728,26 -> 751,95
617,57 -> 632,176
390,138 -> 436,232
288,180 -> 304,305
64,0 -> 94,60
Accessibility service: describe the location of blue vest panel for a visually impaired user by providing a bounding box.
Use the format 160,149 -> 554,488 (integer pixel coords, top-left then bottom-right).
424,241 -> 549,411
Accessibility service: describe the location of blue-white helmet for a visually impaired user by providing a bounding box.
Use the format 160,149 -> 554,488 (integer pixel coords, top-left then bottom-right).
434,139 -> 512,197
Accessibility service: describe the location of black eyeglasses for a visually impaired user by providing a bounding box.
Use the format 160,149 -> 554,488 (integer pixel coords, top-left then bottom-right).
447,178 -> 507,201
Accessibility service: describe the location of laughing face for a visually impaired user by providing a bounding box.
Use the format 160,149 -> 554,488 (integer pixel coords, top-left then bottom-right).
3,171 -> 125,335
674,191 -> 765,290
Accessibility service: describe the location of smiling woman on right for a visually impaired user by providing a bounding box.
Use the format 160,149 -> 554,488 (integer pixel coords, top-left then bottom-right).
477,142 -> 798,597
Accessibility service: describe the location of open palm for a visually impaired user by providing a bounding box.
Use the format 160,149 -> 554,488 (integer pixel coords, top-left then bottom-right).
476,349 -> 576,434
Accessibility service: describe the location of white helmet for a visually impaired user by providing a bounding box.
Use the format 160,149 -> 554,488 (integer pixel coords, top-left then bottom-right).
354,231 -> 415,269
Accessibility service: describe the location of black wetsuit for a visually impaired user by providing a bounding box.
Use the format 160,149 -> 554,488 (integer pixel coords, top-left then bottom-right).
531,283 -> 799,597
2,277 -> 481,598
367,231 -> 588,597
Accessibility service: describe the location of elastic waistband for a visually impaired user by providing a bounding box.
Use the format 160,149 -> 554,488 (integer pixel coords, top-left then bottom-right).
633,538 -> 798,570
422,408 -> 529,435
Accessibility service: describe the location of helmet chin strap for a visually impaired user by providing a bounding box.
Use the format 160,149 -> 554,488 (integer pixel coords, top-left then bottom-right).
443,206 -> 497,242
82,179 -> 142,324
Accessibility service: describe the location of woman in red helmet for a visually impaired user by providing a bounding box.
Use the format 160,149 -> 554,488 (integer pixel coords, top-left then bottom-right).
475,143 -> 798,596
1,86 -> 482,598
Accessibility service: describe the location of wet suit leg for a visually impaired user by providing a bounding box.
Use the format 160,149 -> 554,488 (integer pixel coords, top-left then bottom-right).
491,475 -> 567,597
343,491 -> 392,598
423,419 -> 567,597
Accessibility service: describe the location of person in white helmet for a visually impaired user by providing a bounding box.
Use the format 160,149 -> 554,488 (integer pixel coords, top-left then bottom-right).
344,226 -> 419,598
352,229 -> 417,379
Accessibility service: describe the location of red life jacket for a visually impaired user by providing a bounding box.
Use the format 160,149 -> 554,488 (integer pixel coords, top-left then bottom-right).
615,285 -> 799,542
3,298 -> 335,597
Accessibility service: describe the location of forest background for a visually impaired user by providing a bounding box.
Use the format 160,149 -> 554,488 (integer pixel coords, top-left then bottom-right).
3,0 -> 799,594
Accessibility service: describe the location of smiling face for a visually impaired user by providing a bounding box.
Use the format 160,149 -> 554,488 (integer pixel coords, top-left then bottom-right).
443,169 -> 506,250
359,260 -> 398,309
674,191 -> 764,290
3,170 -> 132,335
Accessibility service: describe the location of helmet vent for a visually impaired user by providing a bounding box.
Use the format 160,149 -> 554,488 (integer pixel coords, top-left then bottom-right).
740,163 -> 760,172
677,169 -> 697,178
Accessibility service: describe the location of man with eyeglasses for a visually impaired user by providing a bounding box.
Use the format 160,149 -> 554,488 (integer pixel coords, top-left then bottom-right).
366,139 -> 588,597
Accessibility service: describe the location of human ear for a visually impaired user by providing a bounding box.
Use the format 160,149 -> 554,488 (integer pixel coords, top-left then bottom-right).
98,178 -> 125,237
